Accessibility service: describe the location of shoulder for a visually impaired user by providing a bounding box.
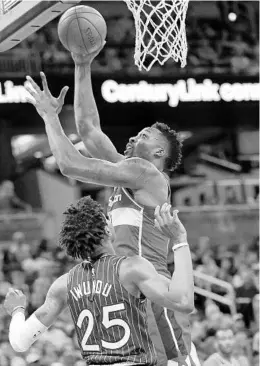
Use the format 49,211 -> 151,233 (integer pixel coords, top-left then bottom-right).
52,273 -> 68,287
47,273 -> 68,299
118,158 -> 167,192
118,158 -> 159,176
119,256 -> 156,283
118,256 -> 156,298
122,255 -> 154,270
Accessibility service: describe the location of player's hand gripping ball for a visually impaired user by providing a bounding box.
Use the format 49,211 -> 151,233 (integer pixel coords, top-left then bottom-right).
71,45 -> 105,66
4,288 -> 26,316
58,5 -> 107,55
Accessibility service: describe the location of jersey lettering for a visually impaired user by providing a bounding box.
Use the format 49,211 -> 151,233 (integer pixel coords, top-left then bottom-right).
70,280 -> 112,301
108,187 -> 170,277
67,256 -> 157,365
108,194 -> 122,207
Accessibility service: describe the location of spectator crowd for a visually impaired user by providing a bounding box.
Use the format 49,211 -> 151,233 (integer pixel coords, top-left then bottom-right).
189,235 -> 259,364
0,181 -> 31,212
0,226 -> 258,365
0,232 -> 84,366
0,180 -> 258,365
7,1 -> 259,77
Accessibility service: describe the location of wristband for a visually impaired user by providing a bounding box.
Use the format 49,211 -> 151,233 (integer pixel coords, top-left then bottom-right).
11,306 -> 25,316
172,242 -> 189,252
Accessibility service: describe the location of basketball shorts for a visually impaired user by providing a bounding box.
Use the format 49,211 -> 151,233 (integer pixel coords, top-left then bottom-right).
147,302 -> 200,366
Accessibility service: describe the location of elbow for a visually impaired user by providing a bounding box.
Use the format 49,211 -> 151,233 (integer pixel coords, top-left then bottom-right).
59,163 -> 69,176
9,336 -> 29,353
12,344 -> 28,353
178,294 -> 195,314
59,160 -> 73,177
182,302 -> 195,314
181,295 -> 195,314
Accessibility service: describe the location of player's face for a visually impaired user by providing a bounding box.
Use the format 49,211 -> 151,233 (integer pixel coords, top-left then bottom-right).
124,127 -> 166,161
216,329 -> 234,356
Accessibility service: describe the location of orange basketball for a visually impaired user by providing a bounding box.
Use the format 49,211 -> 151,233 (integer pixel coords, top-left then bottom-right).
58,5 -> 107,54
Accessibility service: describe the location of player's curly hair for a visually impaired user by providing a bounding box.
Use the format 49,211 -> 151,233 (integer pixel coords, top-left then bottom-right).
59,196 -> 107,261
152,122 -> 183,172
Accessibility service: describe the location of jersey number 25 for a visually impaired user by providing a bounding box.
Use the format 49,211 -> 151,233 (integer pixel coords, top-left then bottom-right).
77,303 -> 131,351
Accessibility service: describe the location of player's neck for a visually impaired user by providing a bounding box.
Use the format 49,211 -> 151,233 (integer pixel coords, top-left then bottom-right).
152,159 -> 164,172
93,244 -> 114,258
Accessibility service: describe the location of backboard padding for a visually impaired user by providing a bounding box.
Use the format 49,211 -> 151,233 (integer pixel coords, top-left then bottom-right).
0,0 -> 80,52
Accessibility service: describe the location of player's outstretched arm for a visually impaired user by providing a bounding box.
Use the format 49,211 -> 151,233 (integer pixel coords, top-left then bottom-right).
4,274 -> 68,352
124,255 -> 194,313
72,51 -> 124,163
121,204 -> 194,313
25,73 -> 156,189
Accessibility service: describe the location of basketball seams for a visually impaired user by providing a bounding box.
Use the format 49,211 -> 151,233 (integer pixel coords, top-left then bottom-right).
60,12 -> 104,23
74,6 -> 89,54
65,18 -> 76,54
58,6 -> 106,54
83,17 -> 103,45
75,17 -> 104,52
61,17 -> 103,54
59,7 -> 104,26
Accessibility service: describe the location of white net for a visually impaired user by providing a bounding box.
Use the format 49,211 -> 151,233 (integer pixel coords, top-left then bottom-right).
123,0 -> 189,71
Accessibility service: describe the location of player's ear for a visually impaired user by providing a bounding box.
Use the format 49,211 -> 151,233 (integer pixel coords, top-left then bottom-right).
104,225 -> 111,237
154,147 -> 166,158
105,222 -> 113,238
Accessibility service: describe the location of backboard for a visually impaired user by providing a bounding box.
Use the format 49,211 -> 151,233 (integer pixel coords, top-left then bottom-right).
0,0 -> 80,52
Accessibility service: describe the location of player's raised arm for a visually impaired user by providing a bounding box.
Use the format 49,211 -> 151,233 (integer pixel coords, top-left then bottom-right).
121,204 -> 194,313
72,51 -> 124,163
4,274 -> 68,353
25,73 -> 157,189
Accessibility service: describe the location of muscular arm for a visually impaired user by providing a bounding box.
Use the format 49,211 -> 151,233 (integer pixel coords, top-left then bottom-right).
34,274 -> 68,326
9,275 -> 67,352
74,64 -> 123,162
43,113 -> 157,189
122,246 -> 194,313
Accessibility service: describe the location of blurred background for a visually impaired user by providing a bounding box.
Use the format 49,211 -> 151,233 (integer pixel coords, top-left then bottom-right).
0,1 -> 259,365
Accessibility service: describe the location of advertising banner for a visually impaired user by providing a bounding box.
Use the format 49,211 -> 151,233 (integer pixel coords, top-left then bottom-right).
101,78 -> 259,107
0,75 -> 258,130
0,75 -> 259,104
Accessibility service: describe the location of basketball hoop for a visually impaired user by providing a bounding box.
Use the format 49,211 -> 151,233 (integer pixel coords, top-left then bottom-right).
123,0 -> 189,71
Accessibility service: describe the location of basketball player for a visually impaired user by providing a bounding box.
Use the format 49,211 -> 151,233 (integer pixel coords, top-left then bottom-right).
24,65 -> 199,365
5,197 -> 193,366
73,50 -> 199,366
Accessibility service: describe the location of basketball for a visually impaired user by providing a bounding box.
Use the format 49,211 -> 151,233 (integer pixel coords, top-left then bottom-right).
57,5 -> 107,55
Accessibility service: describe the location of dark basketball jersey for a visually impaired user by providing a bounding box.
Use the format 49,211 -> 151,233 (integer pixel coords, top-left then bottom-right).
67,255 -> 157,365
107,187 -> 170,278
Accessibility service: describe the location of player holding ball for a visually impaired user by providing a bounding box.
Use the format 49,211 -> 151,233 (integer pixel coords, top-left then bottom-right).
24,5 -> 200,366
